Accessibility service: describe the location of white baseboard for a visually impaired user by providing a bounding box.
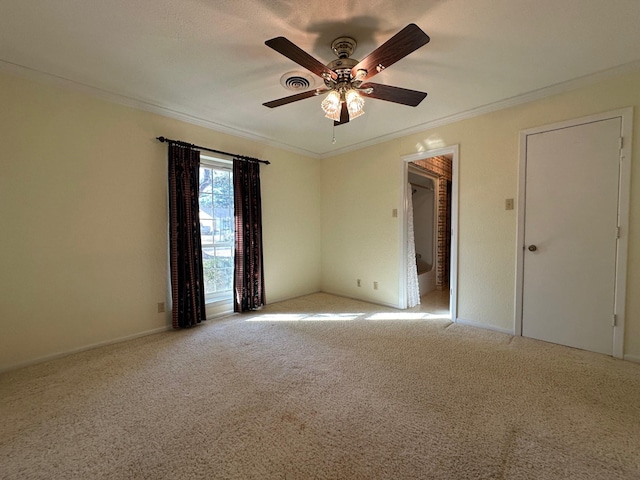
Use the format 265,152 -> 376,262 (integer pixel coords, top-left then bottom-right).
455,317 -> 514,335
623,354 -> 640,364
313,288 -> 403,309
1,325 -> 172,374
452,320 -> 639,362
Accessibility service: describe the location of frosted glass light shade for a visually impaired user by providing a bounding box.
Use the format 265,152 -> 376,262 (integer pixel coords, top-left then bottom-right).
321,90 -> 341,121
345,89 -> 365,119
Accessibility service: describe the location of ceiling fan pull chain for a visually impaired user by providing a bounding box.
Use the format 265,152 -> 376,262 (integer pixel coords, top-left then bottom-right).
332,123 -> 337,144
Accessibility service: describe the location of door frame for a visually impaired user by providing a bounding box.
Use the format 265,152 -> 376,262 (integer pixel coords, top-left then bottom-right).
514,108 -> 633,358
399,145 -> 459,323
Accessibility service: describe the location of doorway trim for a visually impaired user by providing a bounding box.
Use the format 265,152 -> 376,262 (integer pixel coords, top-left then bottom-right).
515,108 -> 633,358
399,145 -> 459,323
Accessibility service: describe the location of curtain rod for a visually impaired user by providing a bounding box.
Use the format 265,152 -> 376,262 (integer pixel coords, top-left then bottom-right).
156,136 -> 270,165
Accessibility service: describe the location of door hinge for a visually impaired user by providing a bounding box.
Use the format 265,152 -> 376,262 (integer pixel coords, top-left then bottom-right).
619,137 -> 624,151
616,226 -> 621,239
612,314 -> 617,327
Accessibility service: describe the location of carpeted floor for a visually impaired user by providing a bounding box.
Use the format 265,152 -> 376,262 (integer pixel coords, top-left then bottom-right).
1,292 -> 639,479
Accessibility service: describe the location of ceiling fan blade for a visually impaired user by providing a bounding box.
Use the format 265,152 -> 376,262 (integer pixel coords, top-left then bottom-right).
263,88 -> 329,108
334,103 -> 350,126
351,24 -> 430,82
265,37 -> 338,81
360,82 -> 427,107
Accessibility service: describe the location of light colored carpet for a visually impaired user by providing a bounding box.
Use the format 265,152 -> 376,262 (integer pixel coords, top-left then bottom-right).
1,292 -> 639,479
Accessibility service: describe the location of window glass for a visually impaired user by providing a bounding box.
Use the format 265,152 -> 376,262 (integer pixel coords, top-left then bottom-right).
199,157 -> 233,303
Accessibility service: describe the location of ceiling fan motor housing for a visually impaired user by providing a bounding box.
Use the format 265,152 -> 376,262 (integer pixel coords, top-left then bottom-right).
331,37 -> 357,58
325,57 -> 358,88
325,37 -> 367,90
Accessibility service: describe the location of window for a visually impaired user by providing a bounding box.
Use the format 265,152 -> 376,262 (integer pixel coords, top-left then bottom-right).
199,156 -> 234,304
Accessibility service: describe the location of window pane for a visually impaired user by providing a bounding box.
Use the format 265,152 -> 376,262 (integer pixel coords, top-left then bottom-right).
199,195 -> 213,218
200,163 -> 234,301
215,267 -> 233,292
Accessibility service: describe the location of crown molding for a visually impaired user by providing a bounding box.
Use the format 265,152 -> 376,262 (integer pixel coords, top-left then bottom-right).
316,60 -> 640,159
2,58 -> 639,160
0,59 -> 321,159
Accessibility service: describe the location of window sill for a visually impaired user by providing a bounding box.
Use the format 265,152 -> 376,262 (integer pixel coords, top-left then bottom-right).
205,292 -> 232,305
205,297 -> 233,319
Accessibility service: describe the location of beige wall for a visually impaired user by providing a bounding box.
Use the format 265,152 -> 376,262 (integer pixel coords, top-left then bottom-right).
2,66 -> 639,371
0,71 -> 321,371
321,68 -> 640,359
321,142 -> 403,306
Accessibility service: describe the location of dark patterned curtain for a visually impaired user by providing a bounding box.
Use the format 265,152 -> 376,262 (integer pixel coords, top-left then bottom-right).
233,159 -> 265,312
168,144 -> 206,328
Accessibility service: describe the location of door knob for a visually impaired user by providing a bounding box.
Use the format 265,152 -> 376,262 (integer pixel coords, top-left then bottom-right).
528,245 -> 537,252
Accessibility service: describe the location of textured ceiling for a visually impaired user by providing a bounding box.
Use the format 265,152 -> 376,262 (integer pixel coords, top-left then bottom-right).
1,0 -> 640,157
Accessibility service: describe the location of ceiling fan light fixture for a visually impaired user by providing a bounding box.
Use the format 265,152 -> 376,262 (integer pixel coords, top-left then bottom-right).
264,24 -> 430,126
345,89 -> 365,120
321,90 -> 341,121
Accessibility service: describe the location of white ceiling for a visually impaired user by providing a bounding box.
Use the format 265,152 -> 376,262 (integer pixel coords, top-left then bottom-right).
2,0 -> 640,158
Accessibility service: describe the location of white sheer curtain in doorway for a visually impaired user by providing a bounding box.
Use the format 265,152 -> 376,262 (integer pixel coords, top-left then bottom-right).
407,183 -> 420,307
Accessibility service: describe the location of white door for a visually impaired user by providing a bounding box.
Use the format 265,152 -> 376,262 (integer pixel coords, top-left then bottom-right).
521,117 -> 622,355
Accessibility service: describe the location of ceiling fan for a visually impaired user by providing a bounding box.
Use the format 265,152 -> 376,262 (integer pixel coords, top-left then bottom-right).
263,24 -> 430,126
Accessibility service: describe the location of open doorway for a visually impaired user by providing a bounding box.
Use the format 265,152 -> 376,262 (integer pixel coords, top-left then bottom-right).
399,146 -> 458,321
409,166 -> 448,313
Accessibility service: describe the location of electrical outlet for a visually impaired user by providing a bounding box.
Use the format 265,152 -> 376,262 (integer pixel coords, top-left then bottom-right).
357,279 -> 361,287
505,198 -> 514,210
157,302 -> 165,313
373,281 -> 379,290
392,208 -> 398,218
